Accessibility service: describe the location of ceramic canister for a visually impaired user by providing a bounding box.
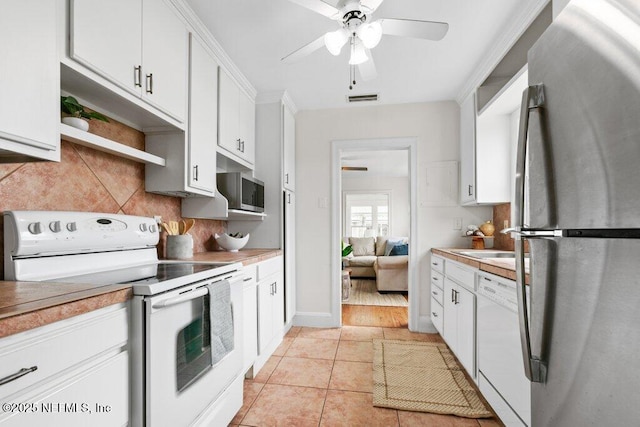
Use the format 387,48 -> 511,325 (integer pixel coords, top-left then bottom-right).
166,234 -> 193,259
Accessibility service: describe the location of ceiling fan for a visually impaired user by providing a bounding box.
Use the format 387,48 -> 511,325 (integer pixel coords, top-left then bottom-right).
282,0 -> 449,89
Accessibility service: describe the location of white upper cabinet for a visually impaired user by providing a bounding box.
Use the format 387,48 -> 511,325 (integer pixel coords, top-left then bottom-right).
0,0 -> 59,162
283,105 -> 296,191
218,69 -> 255,166
70,0 -> 187,123
187,35 -> 218,193
145,34 -> 217,197
460,94 -> 476,204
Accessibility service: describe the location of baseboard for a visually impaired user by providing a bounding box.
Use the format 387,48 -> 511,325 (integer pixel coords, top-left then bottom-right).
417,315 -> 438,333
293,311 -> 338,328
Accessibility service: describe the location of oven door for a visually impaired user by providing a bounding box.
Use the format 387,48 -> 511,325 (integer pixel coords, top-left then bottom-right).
145,276 -> 243,426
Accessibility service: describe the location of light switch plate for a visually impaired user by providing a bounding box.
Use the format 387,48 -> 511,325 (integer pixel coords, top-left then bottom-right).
453,217 -> 463,230
318,197 -> 328,209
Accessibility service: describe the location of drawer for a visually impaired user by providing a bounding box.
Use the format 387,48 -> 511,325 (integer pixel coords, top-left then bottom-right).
430,283 -> 444,306
0,304 -> 128,400
431,298 -> 443,335
430,255 -> 444,274
256,256 -> 282,281
446,260 -> 476,291
430,270 -> 444,291
243,264 -> 257,286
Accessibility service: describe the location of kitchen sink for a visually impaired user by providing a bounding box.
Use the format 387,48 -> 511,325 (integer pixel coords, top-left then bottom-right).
457,251 -> 528,259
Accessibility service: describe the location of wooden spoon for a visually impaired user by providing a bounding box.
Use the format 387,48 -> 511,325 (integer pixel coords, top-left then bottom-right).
183,218 -> 195,234
179,220 -> 185,235
169,221 -> 179,236
160,222 -> 172,235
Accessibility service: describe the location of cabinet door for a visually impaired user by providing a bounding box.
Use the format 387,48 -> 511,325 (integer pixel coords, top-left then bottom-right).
442,278 -> 458,351
283,105 -> 296,191
70,0 -> 142,95
456,286 -> 476,377
257,279 -> 274,355
272,274 -> 285,336
242,280 -> 258,372
284,191 -> 296,325
0,0 -> 59,161
188,35 -> 217,193
218,69 -> 240,155
239,91 -> 256,164
142,0 -> 188,122
460,94 -> 476,204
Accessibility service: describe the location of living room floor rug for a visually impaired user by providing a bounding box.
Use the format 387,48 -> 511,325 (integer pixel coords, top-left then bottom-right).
373,339 -> 493,418
343,279 -> 408,307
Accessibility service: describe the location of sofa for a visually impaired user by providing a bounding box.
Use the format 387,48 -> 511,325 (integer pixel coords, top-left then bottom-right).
342,236 -> 408,292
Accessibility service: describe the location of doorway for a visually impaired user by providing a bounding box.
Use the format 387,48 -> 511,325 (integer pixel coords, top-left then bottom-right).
330,138 -> 418,329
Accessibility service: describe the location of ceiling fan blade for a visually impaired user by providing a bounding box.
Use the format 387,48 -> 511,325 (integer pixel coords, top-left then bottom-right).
281,35 -> 326,63
287,0 -> 340,19
358,50 -> 378,81
361,0 -> 385,13
380,18 -> 449,41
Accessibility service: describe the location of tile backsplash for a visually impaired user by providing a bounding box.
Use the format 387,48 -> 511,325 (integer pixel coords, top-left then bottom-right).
0,117 -> 225,279
492,203 -> 513,251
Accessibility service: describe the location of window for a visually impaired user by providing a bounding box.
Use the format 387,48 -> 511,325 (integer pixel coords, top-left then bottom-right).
344,192 -> 390,237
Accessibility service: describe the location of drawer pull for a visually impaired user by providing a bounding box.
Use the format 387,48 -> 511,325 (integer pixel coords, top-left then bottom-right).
243,277 -> 253,282
432,262 -> 438,266
432,290 -> 439,296
0,366 -> 38,386
432,276 -> 439,281
432,312 -> 438,318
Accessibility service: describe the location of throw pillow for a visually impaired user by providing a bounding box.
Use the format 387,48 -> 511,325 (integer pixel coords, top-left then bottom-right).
349,237 -> 376,256
389,243 -> 408,256
384,238 -> 403,256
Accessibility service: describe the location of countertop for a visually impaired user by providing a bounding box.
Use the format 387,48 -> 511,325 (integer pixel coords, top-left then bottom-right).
432,248 -> 529,283
0,249 -> 281,338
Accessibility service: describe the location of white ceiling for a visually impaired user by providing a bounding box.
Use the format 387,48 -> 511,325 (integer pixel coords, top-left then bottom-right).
341,150 -> 408,177
186,0 -> 530,111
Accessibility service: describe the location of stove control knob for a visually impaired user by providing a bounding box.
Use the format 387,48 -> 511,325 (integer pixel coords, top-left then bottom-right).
139,223 -> 148,232
28,222 -> 43,235
149,224 -> 157,233
49,221 -> 62,233
67,222 -> 77,232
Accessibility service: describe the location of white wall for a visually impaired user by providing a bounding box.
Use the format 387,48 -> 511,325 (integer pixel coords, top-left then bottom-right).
295,101 -> 492,330
342,176 -> 409,237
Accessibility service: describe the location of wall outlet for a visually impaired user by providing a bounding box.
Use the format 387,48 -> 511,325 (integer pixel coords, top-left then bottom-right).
503,219 -> 509,230
453,217 -> 463,230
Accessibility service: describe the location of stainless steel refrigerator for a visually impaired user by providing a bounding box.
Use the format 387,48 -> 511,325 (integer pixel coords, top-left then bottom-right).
513,0 -> 640,425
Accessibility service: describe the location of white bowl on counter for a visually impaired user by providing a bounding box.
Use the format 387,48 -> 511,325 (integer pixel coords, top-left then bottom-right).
214,233 -> 250,252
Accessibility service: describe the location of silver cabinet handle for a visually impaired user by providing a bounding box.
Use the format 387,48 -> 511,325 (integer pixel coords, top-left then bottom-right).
287,193 -> 291,204
145,73 -> 153,94
515,84 -> 547,383
243,277 -> 253,282
134,65 -> 142,88
193,165 -> 199,181
454,289 -> 459,305
285,173 -> 289,184
152,287 -> 208,309
431,290 -> 439,297
0,366 -> 38,386
236,139 -> 242,151
432,276 -> 438,281
432,312 -> 438,318
468,184 -> 473,196
451,289 -> 455,303
241,140 -> 245,153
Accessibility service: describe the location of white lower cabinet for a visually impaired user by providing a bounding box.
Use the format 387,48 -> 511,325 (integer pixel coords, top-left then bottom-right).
0,304 -> 129,426
439,259 -> 477,379
242,265 -> 258,374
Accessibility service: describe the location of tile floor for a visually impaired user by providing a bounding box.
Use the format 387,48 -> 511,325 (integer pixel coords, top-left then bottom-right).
230,326 -> 502,427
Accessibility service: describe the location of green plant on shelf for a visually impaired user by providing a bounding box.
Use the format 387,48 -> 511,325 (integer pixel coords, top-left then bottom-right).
60,96 -> 109,122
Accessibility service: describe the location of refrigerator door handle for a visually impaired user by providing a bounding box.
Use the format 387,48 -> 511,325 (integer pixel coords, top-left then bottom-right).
515,84 -> 547,383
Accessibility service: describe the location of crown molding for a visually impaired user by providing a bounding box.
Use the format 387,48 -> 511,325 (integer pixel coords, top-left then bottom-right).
455,0 -> 550,104
256,90 -> 299,115
169,0 -> 257,100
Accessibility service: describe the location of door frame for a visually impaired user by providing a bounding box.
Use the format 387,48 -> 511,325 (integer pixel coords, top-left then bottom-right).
330,137 -> 418,329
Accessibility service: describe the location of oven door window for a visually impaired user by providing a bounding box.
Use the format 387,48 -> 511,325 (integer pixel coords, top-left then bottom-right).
176,298 -> 212,392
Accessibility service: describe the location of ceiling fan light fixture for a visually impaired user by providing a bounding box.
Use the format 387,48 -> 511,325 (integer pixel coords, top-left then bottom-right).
324,28 -> 349,55
358,21 -> 382,49
349,41 -> 368,65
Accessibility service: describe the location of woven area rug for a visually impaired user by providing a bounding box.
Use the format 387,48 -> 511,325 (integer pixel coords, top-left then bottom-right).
343,279 -> 408,307
373,340 -> 492,418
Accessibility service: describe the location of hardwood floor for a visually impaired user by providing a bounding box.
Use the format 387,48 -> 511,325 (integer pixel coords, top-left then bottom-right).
342,304 -> 408,328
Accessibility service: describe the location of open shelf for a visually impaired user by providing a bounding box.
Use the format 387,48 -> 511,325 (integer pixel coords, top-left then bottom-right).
60,123 -> 166,166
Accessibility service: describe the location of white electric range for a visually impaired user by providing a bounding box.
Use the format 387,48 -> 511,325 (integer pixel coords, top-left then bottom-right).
3,211 -> 245,426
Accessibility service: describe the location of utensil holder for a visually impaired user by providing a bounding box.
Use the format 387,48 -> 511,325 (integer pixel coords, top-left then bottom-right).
166,234 -> 193,259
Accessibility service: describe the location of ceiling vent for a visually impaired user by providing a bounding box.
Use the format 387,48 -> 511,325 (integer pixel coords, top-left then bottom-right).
347,93 -> 379,103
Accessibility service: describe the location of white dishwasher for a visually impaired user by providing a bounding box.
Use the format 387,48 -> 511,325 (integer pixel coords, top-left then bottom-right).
477,273 -> 531,427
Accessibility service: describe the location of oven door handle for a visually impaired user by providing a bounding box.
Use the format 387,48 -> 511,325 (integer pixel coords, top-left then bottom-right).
152,287 -> 209,309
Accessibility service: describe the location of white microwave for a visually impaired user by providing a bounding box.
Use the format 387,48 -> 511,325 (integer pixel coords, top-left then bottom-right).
216,173 -> 265,213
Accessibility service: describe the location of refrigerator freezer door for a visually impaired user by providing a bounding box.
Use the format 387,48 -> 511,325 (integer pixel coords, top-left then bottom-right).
526,0 -> 640,230
529,237 -> 640,427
